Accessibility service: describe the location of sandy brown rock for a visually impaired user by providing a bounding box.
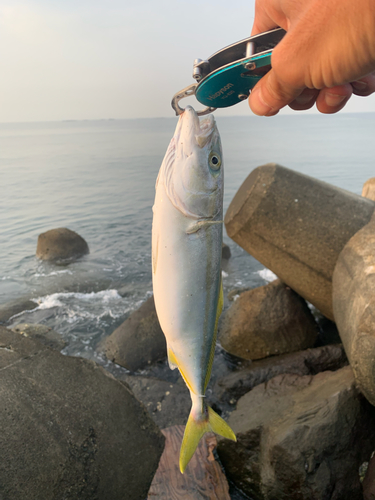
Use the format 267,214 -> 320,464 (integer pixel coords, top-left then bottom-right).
0,326 -> 164,500
219,279 -> 318,360
105,296 -> 166,371
333,212 -> 375,406
362,178 -> 375,201
148,426 -> 230,499
217,366 -> 375,500
225,163 -> 375,319
36,227 -> 89,262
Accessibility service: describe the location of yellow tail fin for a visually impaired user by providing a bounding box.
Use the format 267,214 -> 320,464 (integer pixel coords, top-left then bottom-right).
179,402 -> 236,473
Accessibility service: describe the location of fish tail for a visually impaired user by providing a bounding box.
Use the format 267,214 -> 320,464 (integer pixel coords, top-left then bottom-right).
179,398 -> 236,473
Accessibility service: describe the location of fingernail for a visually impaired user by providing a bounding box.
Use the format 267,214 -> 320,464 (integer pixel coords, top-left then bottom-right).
352,80 -> 367,91
325,93 -> 347,107
295,94 -> 314,105
250,87 -> 274,116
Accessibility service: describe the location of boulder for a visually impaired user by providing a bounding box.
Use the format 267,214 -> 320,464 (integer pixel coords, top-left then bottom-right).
121,375 -> 191,429
219,279 -> 318,360
105,296 -> 166,371
333,212 -> 375,405
217,366 -> 375,500
0,297 -> 37,324
0,326 -> 164,500
224,163 -> 375,319
362,178 -> 375,201
212,344 -> 347,408
36,228 -> 89,262
10,323 -> 66,351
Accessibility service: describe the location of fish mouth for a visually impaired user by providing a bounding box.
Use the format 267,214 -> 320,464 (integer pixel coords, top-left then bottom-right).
175,106 -> 216,149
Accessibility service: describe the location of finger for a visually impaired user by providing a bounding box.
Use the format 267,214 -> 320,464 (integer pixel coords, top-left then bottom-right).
288,89 -> 319,111
248,69 -> 304,116
251,0 -> 286,36
351,72 -> 375,96
315,84 -> 353,114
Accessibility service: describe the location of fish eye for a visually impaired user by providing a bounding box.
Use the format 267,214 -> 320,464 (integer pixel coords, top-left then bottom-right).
209,152 -> 221,171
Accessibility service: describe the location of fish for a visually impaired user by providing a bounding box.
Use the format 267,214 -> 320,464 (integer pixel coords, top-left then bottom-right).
152,105 -> 236,473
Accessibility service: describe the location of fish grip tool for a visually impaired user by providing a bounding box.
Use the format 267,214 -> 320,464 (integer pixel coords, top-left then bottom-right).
172,27 -> 286,116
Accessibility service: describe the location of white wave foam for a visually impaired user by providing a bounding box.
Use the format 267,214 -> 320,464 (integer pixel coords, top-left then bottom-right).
257,268 -> 278,282
34,270 -> 73,277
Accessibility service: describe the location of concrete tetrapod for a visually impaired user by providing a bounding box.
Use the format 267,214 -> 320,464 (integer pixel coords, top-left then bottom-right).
333,212 -> 375,406
225,163 -> 375,319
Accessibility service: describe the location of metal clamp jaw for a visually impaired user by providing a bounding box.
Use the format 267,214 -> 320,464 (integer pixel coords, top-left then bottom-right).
172,27 -> 285,116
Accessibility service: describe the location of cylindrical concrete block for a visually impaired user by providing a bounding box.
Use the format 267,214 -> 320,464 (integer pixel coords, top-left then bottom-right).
225,164 -> 375,319
333,213 -> 375,406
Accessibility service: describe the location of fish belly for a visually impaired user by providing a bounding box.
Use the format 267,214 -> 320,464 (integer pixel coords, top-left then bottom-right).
152,183 -> 222,395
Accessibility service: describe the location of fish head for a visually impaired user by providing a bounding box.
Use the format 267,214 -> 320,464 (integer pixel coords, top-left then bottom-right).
164,106 -> 223,220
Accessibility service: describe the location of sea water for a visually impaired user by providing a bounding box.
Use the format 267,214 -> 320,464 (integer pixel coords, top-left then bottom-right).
1,112 -> 375,367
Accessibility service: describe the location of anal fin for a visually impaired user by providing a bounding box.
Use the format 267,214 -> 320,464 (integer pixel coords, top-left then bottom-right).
167,346 -> 178,370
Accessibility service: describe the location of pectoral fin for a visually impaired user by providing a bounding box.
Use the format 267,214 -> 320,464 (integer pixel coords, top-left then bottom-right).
186,220 -> 223,235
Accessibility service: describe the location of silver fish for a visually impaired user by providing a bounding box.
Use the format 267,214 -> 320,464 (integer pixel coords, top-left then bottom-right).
152,106 -> 236,473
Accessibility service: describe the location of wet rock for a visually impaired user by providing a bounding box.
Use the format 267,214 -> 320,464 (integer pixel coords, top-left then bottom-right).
120,375 -> 191,429
219,279 -> 318,360
0,298 -> 37,324
217,366 -> 375,500
0,326 -> 164,500
362,178 -> 375,201
105,296 -> 166,371
225,163 -> 375,320
36,228 -> 89,262
212,344 -> 347,408
10,323 -> 66,351
222,242 -> 231,260
363,453 -> 375,500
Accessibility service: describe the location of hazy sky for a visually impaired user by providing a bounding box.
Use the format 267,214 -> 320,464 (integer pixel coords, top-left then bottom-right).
2,0 -> 375,122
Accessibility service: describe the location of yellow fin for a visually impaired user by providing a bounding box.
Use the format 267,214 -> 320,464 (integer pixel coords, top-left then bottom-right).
179,400 -> 236,473
204,280 -> 224,392
167,346 -> 178,370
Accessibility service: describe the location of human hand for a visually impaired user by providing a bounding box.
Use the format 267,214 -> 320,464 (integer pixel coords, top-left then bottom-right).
248,0 -> 375,115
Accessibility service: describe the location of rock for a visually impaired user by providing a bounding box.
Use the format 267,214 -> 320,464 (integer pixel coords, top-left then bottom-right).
0,326 -> 164,500
219,279 -> 318,360
363,454 -> 375,500
0,298 -> 37,324
148,426 -> 231,499
217,366 -> 375,500
212,344 -> 348,408
333,212 -> 375,406
222,242 -> 231,260
36,228 -> 89,262
105,296 -> 166,371
362,178 -> 375,201
224,163 -> 375,320
10,323 -> 67,351
120,375 -> 191,429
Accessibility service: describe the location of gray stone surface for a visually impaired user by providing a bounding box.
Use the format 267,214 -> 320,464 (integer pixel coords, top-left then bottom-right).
105,296 -> 166,371
10,323 -> 66,350
217,366 -> 375,500
212,344 -> 347,408
222,242 -> 231,260
225,163 -> 375,319
0,326 -> 164,500
121,375 -> 191,429
333,212 -> 375,406
36,227 -> 89,262
219,279 -> 318,360
0,297 -> 37,324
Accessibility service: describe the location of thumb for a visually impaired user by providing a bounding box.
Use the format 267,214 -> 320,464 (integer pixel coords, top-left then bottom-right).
248,68 -> 304,116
